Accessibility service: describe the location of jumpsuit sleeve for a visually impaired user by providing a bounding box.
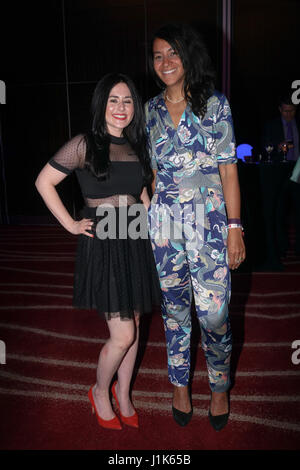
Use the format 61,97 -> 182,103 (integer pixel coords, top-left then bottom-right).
216,95 -> 237,165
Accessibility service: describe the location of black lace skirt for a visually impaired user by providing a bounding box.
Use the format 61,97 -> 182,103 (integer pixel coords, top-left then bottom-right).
73,206 -> 161,320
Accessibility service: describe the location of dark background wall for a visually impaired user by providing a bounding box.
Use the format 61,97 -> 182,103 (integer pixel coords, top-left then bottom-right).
0,0 -> 299,222
231,0 -> 300,149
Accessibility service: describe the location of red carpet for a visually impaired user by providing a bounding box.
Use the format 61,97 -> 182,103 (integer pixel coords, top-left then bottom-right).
0,225 -> 300,450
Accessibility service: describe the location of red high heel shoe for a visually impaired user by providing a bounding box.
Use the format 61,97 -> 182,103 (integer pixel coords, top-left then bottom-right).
88,386 -> 122,430
112,381 -> 139,429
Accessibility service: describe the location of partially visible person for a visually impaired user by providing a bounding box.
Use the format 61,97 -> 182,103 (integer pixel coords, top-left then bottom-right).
36,73 -> 160,430
263,95 -> 299,162
262,94 -> 300,260
145,23 -> 245,431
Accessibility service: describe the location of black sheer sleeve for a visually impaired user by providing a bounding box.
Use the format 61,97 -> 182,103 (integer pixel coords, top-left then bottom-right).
49,134 -> 86,174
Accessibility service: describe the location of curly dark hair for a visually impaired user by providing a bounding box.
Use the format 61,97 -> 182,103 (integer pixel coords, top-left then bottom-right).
148,23 -> 216,118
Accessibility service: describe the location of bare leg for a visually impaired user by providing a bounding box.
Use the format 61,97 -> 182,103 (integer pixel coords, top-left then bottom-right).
172,384 -> 192,413
210,391 -> 228,416
93,316 -> 135,420
115,313 -> 140,417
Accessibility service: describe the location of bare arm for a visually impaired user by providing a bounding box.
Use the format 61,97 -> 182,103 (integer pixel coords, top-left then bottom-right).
219,163 -> 246,269
140,186 -> 151,209
219,163 -> 241,219
139,169 -> 157,211
151,170 -> 157,197
35,163 -> 93,237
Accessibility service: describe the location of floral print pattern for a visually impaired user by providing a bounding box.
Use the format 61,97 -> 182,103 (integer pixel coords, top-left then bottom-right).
145,91 -> 236,390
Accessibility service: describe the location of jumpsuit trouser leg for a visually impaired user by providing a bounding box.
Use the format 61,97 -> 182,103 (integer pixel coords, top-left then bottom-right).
155,238 -> 232,392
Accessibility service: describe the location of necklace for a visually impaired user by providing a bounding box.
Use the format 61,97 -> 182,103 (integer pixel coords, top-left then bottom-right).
165,92 -> 185,104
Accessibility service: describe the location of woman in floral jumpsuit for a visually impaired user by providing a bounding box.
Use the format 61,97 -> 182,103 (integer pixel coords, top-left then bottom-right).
145,24 -> 246,430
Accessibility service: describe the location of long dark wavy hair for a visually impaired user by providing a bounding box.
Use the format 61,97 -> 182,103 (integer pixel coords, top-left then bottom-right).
148,23 -> 216,118
84,73 -> 152,184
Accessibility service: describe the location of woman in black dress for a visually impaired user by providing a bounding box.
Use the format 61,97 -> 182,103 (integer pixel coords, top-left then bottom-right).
35,73 -> 160,430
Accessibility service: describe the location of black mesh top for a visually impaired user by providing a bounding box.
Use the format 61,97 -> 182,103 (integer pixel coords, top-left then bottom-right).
49,134 -> 144,207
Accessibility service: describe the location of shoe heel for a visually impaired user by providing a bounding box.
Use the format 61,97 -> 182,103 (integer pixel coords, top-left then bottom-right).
172,386 -> 193,427
88,385 -> 122,430
208,392 -> 230,431
112,381 -> 139,429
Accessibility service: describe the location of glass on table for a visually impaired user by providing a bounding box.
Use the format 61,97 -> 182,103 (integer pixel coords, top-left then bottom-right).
265,143 -> 274,163
280,142 -> 288,162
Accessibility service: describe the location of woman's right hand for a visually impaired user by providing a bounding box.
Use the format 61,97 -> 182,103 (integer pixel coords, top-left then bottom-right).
69,218 -> 94,237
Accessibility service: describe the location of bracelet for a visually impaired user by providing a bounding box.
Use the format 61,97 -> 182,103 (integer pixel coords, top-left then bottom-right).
228,223 -> 244,230
228,218 -> 241,224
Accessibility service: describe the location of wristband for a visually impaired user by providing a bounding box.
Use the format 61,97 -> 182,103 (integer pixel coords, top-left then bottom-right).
228,218 -> 241,224
228,223 -> 244,230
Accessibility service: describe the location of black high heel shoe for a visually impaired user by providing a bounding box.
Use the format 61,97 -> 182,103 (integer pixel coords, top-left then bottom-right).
172,387 -> 193,427
208,392 -> 230,431
172,405 -> 193,426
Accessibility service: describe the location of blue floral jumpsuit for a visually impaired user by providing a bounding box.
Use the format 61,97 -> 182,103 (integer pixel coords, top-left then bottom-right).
145,91 -> 236,392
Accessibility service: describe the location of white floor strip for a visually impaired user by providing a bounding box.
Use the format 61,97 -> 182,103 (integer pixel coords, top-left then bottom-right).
139,368 -> 300,378
0,323 -> 104,344
226,411 -> 300,432
1,370 -> 300,403
0,387 -> 299,432
6,353 -> 96,369
237,272 -> 300,276
134,391 -> 300,403
231,304 -> 300,308
0,370 -> 88,390
235,291 -> 300,297
230,312 -> 300,320
0,322 -> 294,348
5,354 -> 300,377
